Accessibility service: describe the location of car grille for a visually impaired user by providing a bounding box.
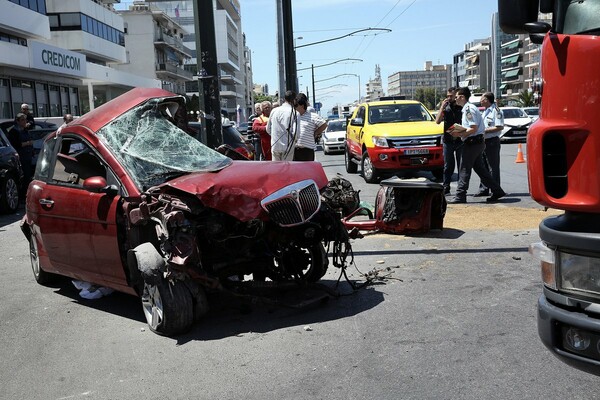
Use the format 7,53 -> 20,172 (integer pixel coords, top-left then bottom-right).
387,135 -> 442,148
260,180 -> 321,227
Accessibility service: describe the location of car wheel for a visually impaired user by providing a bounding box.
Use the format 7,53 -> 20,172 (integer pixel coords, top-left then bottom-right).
345,147 -> 358,173
0,174 -> 19,214
141,278 -> 194,336
361,152 -> 379,183
323,146 -> 330,155
274,243 -> 328,283
432,169 -> 444,181
29,236 -> 54,285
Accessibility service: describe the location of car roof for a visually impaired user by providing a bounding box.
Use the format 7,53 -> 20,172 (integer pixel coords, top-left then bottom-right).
365,100 -> 422,106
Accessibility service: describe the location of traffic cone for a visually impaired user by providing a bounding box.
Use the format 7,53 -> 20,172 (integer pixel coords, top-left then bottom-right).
515,143 -> 526,163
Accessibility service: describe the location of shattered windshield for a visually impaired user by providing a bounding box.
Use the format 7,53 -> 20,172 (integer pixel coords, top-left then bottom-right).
97,97 -> 231,190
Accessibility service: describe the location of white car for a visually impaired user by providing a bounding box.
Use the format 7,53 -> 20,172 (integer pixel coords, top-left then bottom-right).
321,119 -> 347,154
522,106 -> 539,121
499,107 -> 533,141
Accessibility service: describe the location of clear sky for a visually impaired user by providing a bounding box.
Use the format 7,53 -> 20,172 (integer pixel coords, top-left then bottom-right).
241,0 -> 500,114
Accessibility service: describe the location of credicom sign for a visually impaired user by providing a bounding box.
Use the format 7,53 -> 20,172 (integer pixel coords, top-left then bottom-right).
29,41 -> 87,78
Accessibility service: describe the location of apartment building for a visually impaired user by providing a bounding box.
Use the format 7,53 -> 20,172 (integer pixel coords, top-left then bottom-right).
117,2 -> 193,95
145,0 -> 250,119
388,61 -> 452,100
0,0 -> 160,119
453,38 -> 492,93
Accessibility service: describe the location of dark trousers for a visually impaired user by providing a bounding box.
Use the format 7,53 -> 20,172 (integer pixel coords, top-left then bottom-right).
477,136 -> 501,192
455,139 -> 503,200
443,139 -> 463,190
293,147 -> 315,161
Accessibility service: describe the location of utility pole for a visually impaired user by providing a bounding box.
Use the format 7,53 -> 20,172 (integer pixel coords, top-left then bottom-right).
282,0 -> 298,93
193,0 -> 222,148
276,1 -> 285,103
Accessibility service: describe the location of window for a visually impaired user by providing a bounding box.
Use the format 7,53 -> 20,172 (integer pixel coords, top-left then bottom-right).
51,138 -> 107,186
60,13 -> 81,27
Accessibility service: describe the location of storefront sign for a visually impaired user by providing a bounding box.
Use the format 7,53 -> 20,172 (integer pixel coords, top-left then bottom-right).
30,41 -> 87,78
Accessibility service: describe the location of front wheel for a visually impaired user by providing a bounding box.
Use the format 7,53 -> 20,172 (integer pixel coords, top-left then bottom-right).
345,147 -> 358,173
0,174 -> 19,214
361,152 -> 379,183
141,278 -> 194,336
29,236 -> 54,285
274,243 -> 328,283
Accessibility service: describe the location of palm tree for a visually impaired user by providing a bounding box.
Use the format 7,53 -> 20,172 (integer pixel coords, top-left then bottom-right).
515,90 -> 535,107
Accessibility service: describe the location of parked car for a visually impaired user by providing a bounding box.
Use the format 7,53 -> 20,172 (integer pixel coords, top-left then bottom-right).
188,122 -> 254,160
0,128 -> 24,213
345,99 -> 443,183
321,119 -> 346,154
499,107 -> 533,141
522,106 -> 539,121
21,87 -> 350,336
0,119 -> 57,166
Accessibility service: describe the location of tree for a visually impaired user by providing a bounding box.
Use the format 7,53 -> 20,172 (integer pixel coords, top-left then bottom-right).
515,90 -> 535,107
254,93 -> 276,104
414,87 -> 443,110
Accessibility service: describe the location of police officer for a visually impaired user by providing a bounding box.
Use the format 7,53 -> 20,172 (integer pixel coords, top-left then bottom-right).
447,87 -> 506,204
435,87 -> 463,195
474,92 -> 504,196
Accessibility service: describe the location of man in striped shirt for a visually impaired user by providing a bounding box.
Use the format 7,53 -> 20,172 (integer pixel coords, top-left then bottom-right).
293,93 -> 328,161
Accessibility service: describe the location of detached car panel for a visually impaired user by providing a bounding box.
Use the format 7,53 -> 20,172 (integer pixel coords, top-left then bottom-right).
21,88 -> 350,336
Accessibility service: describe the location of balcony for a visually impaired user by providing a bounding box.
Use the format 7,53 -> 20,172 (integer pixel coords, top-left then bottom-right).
156,63 -> 194,80
154,33 -> 192,58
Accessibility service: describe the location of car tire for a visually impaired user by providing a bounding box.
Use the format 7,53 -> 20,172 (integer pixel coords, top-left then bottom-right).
141,278 -> 194,336
273,243 -> 328,283
323,146 -> 330,155
0,173 -> 19,214
303,243 -> 328,283
345,147 -> 358,173
361,151 -> 379,183
29,236 -> 54,285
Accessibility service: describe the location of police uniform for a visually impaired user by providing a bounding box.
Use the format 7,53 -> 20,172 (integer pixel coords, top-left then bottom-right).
476,105 -> 505,195
450,102 -> 505,203
441,103 -> 463,193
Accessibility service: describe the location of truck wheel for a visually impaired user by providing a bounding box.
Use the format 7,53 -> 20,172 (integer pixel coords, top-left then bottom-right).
345,147 -> 358,173
141,278 -> 194,336
29,235 -> 54,285
0,174 -> 19,214
361,152 -> 379,183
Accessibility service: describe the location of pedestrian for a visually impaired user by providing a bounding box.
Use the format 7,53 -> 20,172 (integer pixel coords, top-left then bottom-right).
7,113 -> 34,186
252,101 -> 272,160
57,113 -> 74,134
293,93 -> 327,161
18,103 -> 35,130
447,87 -> 506,204
248,103 -> 262,159
473,92 -> 504,196
435,87 -> 463,195
221,109 -> 231,126
267,90 -> 298,161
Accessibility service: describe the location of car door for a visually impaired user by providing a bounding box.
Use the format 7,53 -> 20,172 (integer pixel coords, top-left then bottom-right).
346,105 -> 366,157
28,135 -> 127,288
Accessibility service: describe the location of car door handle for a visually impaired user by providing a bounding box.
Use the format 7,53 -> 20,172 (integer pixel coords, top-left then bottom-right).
39,199 -> 54,206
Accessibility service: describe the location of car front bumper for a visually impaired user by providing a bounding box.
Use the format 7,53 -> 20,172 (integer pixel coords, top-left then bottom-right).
367,146 -> 444,171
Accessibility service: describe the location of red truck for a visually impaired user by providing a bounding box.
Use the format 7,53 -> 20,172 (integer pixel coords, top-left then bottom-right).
499,0 -> 600,375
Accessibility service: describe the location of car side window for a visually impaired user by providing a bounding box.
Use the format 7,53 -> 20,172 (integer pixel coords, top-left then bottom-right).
357,107 -> 365,120
35,136 -> 58,180
51,138 -> 108,187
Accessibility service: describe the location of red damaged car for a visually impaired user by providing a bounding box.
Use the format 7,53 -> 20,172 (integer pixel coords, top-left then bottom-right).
21,88 -> 349,336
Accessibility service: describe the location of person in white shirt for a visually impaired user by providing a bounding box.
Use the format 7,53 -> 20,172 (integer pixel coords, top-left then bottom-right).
293,93 -> 327,161
266,90 -> 298,161
474,92 -> 505,196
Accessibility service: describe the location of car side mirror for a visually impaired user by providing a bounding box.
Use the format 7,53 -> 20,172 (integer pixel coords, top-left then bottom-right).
350,117 -> 364,127
83,176 -> 118,195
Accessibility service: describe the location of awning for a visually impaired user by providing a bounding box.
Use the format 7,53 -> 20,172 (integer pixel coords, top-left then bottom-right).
502,69 -> 520,79
502,55 -> 519,64
502,41 -> 520,50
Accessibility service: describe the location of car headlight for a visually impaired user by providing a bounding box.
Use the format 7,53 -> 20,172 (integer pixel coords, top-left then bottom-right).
371,136 -> 388,148
530,242 -> 600,296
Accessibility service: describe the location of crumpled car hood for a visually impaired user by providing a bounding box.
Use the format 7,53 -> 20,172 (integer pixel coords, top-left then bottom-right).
164,161 -> 328,221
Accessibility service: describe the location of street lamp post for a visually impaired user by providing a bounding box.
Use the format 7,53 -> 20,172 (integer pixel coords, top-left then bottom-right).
315,73 -> 361,104
297,58 -> 362,108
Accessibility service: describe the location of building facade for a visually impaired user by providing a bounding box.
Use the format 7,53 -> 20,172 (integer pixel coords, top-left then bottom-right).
0,0 -> 161,119
144,0 -> 250,121
117,2 -> 193,95
453,38 -> 491,94
365,64 -> 384,102
388,61 -> 452,100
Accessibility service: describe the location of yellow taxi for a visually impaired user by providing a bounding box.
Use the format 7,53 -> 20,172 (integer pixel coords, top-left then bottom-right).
345,98 -> 444,183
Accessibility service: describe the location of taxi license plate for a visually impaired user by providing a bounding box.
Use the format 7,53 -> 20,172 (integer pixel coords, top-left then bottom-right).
513,130 -> 526,135
405,149 -> 430,155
